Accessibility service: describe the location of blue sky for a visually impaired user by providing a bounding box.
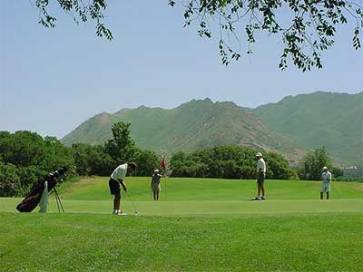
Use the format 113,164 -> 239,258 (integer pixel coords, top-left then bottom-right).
1,1 -> 362,138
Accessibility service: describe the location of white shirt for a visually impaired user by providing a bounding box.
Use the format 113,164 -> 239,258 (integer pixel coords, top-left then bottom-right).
257,158 -> 266,174
322,171 -> 332,183
111,163 -> 128,181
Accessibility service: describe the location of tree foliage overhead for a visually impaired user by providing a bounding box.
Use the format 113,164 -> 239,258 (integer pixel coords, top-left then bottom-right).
169,0 -> 363,70
33,1 -> 362,70
34,0 -> 113,40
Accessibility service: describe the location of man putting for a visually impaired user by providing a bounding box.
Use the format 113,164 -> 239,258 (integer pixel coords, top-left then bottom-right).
321,166 -> 332,200
254,152 -> 266,200
151,169 -> 162,201
109,162 -> 137,215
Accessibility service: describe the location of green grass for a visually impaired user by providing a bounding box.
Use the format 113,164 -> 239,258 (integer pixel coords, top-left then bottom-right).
61,176 -> 363,201
1,177 -> 363,271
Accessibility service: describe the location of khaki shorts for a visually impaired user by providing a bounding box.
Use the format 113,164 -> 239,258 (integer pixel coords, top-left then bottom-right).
321,183 -> 331,193
257,173 -> 265,185
151,183 -> 161,193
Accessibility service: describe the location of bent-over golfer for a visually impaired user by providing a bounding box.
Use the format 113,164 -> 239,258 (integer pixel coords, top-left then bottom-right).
321,166 -> 332,200
109,162 -> 137,215
254,152 -> 266,200
151,169 -> 162,201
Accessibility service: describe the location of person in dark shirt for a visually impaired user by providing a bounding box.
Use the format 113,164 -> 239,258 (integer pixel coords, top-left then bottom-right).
151,169 -> 162,201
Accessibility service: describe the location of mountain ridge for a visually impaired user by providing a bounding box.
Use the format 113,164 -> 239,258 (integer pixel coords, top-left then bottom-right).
62,91 -> 362,164
254,91 -> 363,164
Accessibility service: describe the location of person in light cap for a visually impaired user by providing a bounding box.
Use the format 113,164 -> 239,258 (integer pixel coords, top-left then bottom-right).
151,169 -> 162,201
254,152 -> 266,200
321,166 -> 332,200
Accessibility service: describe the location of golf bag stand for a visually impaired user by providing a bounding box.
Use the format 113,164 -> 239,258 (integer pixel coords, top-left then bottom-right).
16,167 -> 68,213
53,187 -> 65,213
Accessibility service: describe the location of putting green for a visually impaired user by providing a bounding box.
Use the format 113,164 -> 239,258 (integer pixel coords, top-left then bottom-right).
1,177 -> 362,216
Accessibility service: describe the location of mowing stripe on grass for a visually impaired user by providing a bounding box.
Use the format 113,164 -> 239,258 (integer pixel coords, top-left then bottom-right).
1,198 -> 362,216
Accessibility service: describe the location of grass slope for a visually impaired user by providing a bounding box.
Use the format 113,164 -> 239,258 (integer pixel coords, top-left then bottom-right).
1,177 -> 363,271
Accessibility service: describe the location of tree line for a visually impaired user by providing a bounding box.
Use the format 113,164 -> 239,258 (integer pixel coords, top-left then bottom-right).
170,145 -> 342,180
0,122 -> 160,197
170,145 -> 297,179
0,122 -> 343,197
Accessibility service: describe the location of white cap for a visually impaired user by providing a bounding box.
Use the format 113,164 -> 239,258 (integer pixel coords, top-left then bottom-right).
154,169 -> 159,173
256,152 -> 263,157
322,166 -> 328,171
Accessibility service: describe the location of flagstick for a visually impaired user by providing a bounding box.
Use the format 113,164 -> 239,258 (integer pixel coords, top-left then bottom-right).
164,175 -> 167,200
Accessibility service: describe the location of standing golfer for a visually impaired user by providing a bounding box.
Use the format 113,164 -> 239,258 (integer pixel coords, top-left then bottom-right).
254,152 -> 266,200
321,166 -> 332,200
109,162 -> 137,215
151,169 -> 162,201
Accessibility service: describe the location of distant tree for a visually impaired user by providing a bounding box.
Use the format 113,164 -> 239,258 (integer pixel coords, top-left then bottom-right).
0,131 -> 46,167
41,136 -> 74,171
265,151 -> 298,179
72,125 -> 164,177
134,149 -> 160,176
0,131 -> 73,171
32,0 -> 362,70
331,166 -> 344,178
0,163 -> 20,197
0,131 -> 74,196
72,143 -> 94,175
16,166 -> 48,195
170,145 -> 296,179
104,122 -> 137,164
170,152 -> 189,168
298,146 -> 332,180
72,143 -> 115,176
88,146 -> 115,176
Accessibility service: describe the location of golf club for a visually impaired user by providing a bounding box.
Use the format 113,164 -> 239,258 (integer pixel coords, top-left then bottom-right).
125,191 -> 139,216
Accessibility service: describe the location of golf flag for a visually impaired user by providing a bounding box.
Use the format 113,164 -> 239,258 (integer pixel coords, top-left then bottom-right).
160,158 -> 166,171
160,157 -> 168,198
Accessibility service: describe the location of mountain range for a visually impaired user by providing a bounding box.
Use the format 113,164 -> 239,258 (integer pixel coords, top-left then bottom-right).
62,92 -> 363,165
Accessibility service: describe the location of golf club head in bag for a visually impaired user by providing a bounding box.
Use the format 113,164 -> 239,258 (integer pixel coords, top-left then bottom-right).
16,167 -> 68,212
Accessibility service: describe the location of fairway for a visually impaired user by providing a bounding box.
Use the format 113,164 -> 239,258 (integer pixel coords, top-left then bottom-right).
1,177 -> 362,215
1,177 -> 363,271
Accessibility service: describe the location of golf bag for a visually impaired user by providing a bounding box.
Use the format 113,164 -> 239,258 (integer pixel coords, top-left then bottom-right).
16,167 -> 67,213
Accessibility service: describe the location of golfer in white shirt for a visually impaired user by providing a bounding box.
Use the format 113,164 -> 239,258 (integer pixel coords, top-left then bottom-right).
254,152 -> 266,200
109,162 -> 137,215
320,166 -> 332,200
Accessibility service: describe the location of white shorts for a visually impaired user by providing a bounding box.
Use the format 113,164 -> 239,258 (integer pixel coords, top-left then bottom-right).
321,183 -> 331,193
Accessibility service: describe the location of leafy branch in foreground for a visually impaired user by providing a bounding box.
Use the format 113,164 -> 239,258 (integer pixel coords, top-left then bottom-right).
35,0 -> 113,40
33,1 -> 362,71
169,0 -> 363,71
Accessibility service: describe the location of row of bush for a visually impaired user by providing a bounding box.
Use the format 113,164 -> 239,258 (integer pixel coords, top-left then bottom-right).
169,146 -> 297,179
0,122 -> 349,197
0,123 -> 160,197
